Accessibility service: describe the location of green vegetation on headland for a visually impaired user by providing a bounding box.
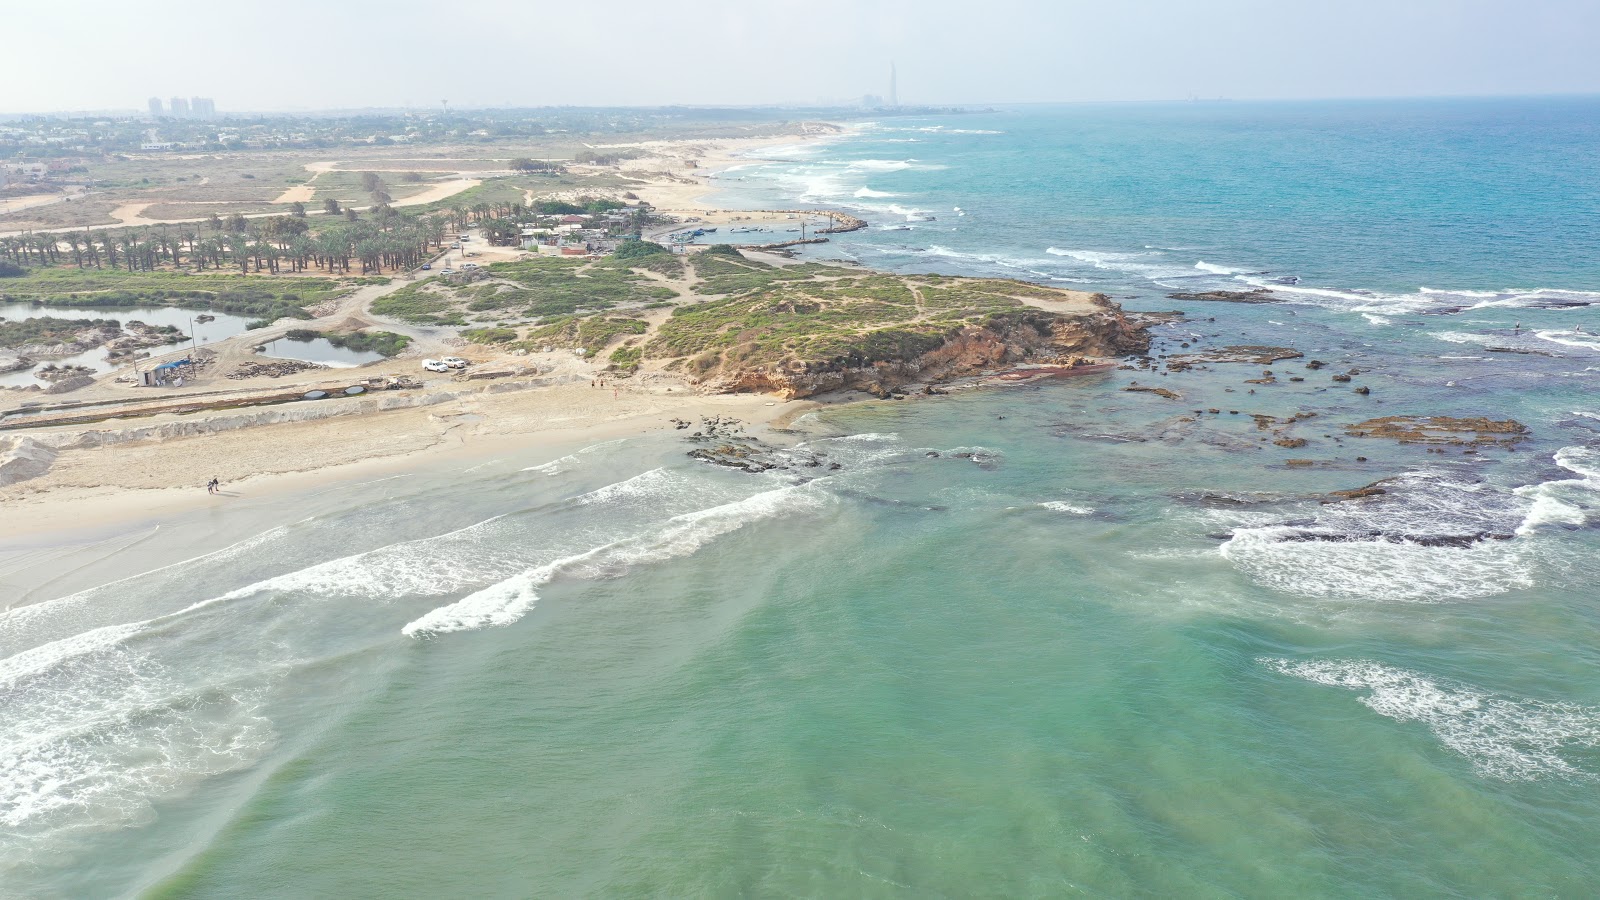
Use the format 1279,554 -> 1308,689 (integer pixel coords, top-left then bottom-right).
373,258 -> 674,326
421,244 -> 1137,397
522,315 -> 648,355
606,344 -> 643,372
284,328 -> 412,357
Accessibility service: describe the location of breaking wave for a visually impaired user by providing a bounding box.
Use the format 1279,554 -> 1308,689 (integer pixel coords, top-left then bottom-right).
404,485 -> 827,636
1219,472 -> 1538,601
1262,658 -> 1600,781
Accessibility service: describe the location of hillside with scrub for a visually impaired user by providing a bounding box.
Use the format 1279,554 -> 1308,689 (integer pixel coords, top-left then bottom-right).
381,242 -> 1152,397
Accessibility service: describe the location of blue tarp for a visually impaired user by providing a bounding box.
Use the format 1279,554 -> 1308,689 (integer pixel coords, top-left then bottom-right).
153,359 -> 191,371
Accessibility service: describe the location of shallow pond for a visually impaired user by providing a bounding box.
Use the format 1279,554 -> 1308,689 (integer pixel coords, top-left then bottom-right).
0,302 -> 256,387
257,336 -> 386,368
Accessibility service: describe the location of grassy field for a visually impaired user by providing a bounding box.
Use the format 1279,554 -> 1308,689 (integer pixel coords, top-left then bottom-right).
0,268 -> 373,319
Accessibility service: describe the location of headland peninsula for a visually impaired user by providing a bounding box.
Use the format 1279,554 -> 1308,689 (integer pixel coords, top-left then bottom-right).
1,117 -> 1153,539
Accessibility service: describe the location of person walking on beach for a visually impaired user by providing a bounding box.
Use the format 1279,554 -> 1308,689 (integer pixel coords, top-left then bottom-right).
207,477 -> 220,494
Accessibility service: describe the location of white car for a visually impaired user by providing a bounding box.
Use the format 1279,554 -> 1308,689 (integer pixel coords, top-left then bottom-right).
422,359 -> 451,373
461,262 -> 478,269
441,356 -> 469,369
440,267 -> 455,275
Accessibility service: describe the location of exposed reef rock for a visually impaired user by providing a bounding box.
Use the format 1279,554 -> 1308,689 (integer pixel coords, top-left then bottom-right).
1167,289 -> 1278,303
1344,416 -> 1529,446
1123,385 -> 1180,400
683,416 -> 838,475
1166,345 -> 1303,372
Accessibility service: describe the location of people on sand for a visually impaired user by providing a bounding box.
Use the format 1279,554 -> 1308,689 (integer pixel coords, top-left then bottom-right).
206,477 -> 219,494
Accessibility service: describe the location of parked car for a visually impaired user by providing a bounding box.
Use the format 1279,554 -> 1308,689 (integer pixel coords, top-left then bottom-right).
450,242 -> 461,249
420,263 -> 431,270
462,262 -> 478,269
441,356 -> 469,369
422,359 -> 451,373
441,268 -> 455,275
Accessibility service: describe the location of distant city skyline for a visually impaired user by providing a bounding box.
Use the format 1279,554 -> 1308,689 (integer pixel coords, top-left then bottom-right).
6,0 -> 1600,113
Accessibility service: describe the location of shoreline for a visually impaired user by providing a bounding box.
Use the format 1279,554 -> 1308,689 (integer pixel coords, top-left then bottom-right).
2,120 -> 1119,552
0,384 -> 818,546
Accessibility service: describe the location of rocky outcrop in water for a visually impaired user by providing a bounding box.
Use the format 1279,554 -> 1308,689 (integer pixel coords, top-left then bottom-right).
683,416 -> 839,475
1167,289 -> 1278,303
1345,416 -> 1529,446
1166,345 -> 1303,372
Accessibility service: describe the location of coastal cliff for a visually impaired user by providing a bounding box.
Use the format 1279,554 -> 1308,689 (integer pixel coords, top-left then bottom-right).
697,302 -> 1151,398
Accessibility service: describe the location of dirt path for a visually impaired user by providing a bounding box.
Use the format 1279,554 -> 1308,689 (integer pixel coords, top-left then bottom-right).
272,180 -> 317,204
109,202 -> 159,226
391,178 -> 480,208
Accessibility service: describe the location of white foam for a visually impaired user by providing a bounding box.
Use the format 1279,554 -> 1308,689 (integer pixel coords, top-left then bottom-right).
1219,473 -> 1535,601
1262,658 -> 1600,780
852,187 -> 897,199
0,522 -> 304,657
1534,330 -> 1600,352
522,454 -> 578,474
1038,501 -> 1094,515
1514,447 -> 1600,535
404,485 -> 826,636
1194,260 -> 1240,275
573,467 -> 693,507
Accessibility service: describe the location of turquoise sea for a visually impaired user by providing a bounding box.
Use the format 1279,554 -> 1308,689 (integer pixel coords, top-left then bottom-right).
4,99 -> 1600,897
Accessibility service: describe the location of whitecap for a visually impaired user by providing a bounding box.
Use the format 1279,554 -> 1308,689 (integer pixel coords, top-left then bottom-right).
1038,501 -> 1094,515
1261,658 -> 1600,781
1218,472 -> 1536,601
404,485 -> 827,636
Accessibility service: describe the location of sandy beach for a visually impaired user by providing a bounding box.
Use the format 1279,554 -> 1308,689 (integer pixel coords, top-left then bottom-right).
0,127 -> 844,552
0,381 -> 811,546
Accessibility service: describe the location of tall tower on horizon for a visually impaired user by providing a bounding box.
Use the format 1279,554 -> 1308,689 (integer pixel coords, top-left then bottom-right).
889,61 -> 898,107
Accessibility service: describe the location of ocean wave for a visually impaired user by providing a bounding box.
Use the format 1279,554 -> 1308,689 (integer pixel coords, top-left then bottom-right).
1044,247 -> 1206,282
0,521 -> 306,659
1261,658 -> 1600,781
522,454 -> 578,475
852,187 -> 898,198
0,604 -> 272,843
1038,501 -> 1095,515
1218,472 -> 1536,601
1514,446 -> 1600,536
1534,330 -> 1600,353
404,485 -> 827,636
926,245 -> 1062,278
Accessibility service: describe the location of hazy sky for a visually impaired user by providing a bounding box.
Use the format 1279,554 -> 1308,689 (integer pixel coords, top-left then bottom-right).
9,0 -> 1598,112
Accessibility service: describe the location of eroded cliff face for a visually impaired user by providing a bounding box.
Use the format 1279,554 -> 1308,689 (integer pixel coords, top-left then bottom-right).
696,302 -> 1153,399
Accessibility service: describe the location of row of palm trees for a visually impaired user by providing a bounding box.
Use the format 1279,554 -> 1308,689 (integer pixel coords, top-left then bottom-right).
0,211 -> 452,276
